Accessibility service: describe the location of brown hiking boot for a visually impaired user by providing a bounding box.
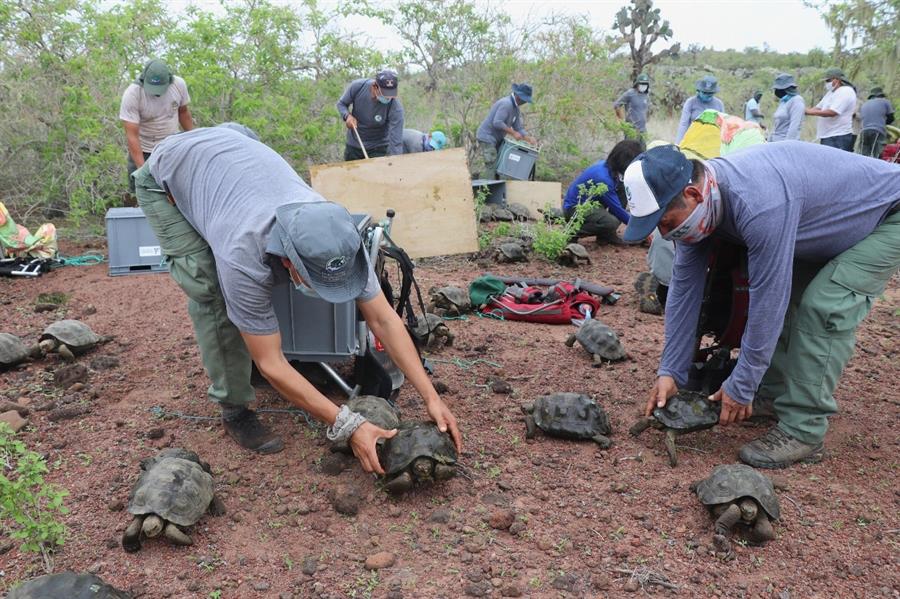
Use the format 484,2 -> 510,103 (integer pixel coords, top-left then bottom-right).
739,427 -> 824,469
223,409 -> 284,454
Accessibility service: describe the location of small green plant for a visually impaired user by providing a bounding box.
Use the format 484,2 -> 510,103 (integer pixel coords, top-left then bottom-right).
283,555 -> 294,570
0,423 -> 69,571
209,591 -> 222,599
493,221 -> 513,237
473,185 -> 490,221
532,197 -> 602,260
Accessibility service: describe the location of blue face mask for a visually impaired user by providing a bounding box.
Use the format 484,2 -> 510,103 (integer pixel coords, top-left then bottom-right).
697,91 -> 713,102
377,95 -> 391,105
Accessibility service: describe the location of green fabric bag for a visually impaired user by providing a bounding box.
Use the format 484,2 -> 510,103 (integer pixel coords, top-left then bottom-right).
469,275 -> 507,307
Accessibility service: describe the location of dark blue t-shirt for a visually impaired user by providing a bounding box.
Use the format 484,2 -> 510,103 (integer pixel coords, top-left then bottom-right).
562,159 -> 630,223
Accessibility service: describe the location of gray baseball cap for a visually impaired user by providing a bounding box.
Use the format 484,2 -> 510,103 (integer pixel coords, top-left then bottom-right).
265,202 -> 370,303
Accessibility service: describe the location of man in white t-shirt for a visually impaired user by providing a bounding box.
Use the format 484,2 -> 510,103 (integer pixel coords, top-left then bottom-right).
119,59 -> 193,191
805,67 -> 857,152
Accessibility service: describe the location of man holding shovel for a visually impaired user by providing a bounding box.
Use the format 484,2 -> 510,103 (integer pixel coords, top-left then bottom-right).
336,70 -> 405,161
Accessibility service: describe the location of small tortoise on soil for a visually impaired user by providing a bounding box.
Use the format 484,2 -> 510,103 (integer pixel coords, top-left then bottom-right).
427,286 -> 471,316
507,202 -> 532,221
557,243 -> 591,267
331,395 -> 400,453
634,271 -> 663,315
122,448 -> 225,552
691,464 -> 781,558
7,572 -> 132,599
380,422 -> 458,494
411,313 -> 454,350
629,390 -> 720,466
0,332 -> 40,370
565,319 -> 626,366
522,392 -> 612,448
38,319 -> 103,361
495,242 -> 528,263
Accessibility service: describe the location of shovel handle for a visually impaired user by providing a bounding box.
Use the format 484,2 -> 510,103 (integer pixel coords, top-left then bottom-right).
351,124 -> 369,159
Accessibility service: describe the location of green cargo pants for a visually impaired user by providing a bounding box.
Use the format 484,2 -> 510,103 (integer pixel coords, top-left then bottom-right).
758,210 -> 900,444
133,165 -> 255,410
473,140 -> 499,179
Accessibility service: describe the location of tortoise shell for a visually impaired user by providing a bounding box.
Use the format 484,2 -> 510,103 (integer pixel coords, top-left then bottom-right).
431,286 -> 470,311
381,422 -> 457,476
7,572 -> 132,599
40,320 -> 101,353
0,333 -> 29,368
532,393 -> 611,440
694,464 -> 781,520
573,319 -> 625,361
497,242 -> 526,261
507,202 -> 532,220
652,390 -> 720,432
127,449 -> 214,527
346,395 -> 400,431
412,313 -> 449,342
564,243 -> 590,259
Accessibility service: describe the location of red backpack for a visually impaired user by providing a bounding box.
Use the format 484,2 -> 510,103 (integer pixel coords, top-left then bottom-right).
480,282 -> 601,324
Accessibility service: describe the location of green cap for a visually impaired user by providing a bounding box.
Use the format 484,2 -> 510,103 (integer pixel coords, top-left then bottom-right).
141,59 -> 173,96
869,86 -> 884,98
635,73 -> 650,85
823,67 -> 847,82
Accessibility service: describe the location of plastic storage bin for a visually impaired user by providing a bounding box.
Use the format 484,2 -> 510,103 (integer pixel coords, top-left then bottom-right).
496,139 -> 539,180
105,207 -> 169,276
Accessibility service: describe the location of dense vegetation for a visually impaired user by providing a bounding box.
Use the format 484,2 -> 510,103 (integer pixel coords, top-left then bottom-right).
0,0 -> 895,221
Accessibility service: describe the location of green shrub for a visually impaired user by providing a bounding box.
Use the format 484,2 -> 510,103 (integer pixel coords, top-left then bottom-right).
531,198 -> 601,261
0,423 -> 69,572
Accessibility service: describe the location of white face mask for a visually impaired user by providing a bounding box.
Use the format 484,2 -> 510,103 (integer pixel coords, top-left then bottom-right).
637,84 -> 649,93
662,165 -> 723,244
824,80 -> 835,93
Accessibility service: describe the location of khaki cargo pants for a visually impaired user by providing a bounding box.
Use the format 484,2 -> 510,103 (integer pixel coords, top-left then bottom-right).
132,165 -> 255,410
758,210 -> 900,444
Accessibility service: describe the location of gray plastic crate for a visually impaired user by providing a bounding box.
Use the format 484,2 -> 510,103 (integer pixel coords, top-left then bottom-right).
471,179 -> 506,205
105,207 -> 169,276
272,213 -> 371,363
496,139 -> 538,180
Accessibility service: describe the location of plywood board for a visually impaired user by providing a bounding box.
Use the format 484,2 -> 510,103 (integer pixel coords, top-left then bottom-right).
505,181 -> 562,219
310,148 -> 478,258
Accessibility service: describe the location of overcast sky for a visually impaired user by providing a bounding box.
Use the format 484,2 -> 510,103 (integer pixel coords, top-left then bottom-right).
170,0 -> 834,54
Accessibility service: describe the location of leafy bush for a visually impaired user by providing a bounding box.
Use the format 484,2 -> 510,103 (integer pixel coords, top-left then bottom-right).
531,198 -> 601,261
0,423 -> 69,571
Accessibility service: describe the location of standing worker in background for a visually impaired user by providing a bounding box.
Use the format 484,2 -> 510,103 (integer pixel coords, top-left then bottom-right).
614,73 -> 651,138
336,70 -> 405,161
402,129 -> 449,154
473,83 -> 537,179
768,74 -> 805,142
119,59 -> 193,193
744,91 -> 764,126
857,86 -> 895,158
806,68 -> 857,151
675,76 -> 725,143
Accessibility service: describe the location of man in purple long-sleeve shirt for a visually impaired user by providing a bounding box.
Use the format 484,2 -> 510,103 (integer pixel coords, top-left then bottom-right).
622,142 -> 900,468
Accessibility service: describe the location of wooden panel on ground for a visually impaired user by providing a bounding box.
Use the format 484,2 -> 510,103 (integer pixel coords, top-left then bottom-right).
310,148 -> 478,259
504,181 -> 562,219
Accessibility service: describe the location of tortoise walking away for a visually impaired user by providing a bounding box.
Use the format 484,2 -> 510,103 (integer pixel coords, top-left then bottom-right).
380,422 -> 458,494
629,390 -> 720,467
7,572 -> 132,599
521,392 -> 612,448
557,243 -> 591,267
122,448 -> 225,552
495,242 -> 528,263
38,320 -> 103,361
565,319 -> 625,366
691,464 -> 782,558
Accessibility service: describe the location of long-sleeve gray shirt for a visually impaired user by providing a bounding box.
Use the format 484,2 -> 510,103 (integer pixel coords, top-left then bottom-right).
675,95 -> 725,143
336,78 -> 405,155
476,95 -> 526,146
613,88 -> 650,132
768,95 -> 805,142
659,141 -> 900,405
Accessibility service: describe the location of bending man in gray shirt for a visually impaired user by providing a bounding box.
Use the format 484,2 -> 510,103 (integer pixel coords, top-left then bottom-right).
336,70 -> 405,160
134,126 -> 461,470
473,83 -> 536,179
622,142 -> 900,469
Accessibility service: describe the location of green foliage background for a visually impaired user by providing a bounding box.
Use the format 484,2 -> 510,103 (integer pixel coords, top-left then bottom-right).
0,0 -> 894,222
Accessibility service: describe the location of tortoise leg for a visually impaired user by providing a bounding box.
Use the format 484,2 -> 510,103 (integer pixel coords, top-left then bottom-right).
57,344 -> 76,362
664,429 -> 678,467
591,353 -> 603,368
122,515 -> 145,553
163,522 -> 193,546
444,331 -> 455,347
208,494 -> 226,517
592,434 -> 613,449
564,334 -> 577,348
384,471 -> 414,495
713,503 -> 742,558
628,418 -> 653,437
524,414 -> 537,439
141,514 -> 164,538
748,513 -> 776,545
433,464 -> 456,481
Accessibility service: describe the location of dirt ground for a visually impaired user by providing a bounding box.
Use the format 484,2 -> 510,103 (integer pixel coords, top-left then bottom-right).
1,233 -> 898,599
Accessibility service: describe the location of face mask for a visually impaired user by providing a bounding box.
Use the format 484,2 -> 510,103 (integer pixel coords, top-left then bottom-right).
662,165 -> 723,244
824,80 -> 834,93
637,84 -> 649,93
377,95 -> 391,105
774,89 -> 787,99
698,91 -> 713,102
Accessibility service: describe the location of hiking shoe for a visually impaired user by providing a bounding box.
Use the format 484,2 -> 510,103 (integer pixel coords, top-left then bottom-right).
634,272 -> 663,314
739,427 -> 823,469
223,409 -> 284,454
